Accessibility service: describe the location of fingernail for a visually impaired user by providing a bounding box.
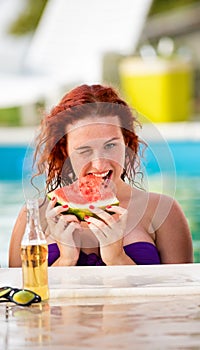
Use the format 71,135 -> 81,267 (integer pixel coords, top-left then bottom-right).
62,204 -> 69,209
106,205 -> 112,209
89,205 -> 95,209
84,215 -> 90,220
51,196 -> 56,201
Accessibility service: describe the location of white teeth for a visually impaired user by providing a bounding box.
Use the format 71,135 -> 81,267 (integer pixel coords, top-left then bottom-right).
92,171 -> 110,178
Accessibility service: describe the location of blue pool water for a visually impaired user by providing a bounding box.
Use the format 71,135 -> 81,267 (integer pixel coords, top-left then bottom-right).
144,141 -> 200,176
0,140 -> 200,266
1,141 -> 200,180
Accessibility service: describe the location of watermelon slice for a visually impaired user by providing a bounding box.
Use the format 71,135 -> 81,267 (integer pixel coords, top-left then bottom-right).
47,174 -> 119,221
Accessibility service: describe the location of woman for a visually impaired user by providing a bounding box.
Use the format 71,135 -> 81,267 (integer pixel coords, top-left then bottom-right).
9,84 -> 193,266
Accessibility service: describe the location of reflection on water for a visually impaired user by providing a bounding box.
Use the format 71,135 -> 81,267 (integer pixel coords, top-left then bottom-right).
0,176 -> 200,266
0,296 -> 200,349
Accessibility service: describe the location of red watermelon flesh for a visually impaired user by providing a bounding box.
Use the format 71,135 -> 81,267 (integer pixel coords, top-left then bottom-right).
47,174 -> 119,220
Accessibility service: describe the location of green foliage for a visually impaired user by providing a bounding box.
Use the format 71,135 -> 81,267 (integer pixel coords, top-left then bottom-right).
149,0 -> 200,16
0,107 -> 21,126
7,0 -> 48,36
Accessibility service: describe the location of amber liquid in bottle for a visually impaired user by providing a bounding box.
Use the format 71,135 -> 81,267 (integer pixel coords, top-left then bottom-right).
21,199 -> 49,301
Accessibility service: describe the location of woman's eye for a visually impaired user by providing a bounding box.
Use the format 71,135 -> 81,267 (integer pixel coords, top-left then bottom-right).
104,143 -> 116,150
77,149 -> 92,156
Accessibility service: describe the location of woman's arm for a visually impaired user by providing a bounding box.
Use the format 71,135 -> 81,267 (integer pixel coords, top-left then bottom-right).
153,194 -> 193,263
9,205 -> 27,267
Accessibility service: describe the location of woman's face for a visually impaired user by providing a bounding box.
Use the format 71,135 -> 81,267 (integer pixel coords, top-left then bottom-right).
66,116 -> 126,185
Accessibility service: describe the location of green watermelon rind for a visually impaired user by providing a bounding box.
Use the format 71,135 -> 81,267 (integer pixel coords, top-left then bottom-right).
47,193 -> 119,221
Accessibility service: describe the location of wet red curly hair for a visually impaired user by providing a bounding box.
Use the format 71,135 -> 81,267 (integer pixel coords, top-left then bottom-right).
33,84 -> 142,192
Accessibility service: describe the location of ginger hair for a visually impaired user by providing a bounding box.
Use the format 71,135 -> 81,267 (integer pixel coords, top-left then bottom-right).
33,84 -> 143,192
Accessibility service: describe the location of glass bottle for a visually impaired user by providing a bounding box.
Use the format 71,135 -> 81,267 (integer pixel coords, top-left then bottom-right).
21,199 -> 49,301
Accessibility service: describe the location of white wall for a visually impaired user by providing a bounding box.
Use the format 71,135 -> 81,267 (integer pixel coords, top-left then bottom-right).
0,0 -> 31,73
25,0 -> 152,84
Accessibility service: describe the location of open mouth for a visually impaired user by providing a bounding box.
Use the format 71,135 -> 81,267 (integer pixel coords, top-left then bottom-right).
88,170 -> 113,182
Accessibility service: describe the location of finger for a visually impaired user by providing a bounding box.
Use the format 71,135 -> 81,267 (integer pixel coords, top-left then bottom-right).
60,204 -> 69,214
57,215 -> 80,231
46,195 -> 68,215
65,221 -> 81,234
105,205 -> 127,214
85,216 -> 108,237
60,205 -> 80,223
51,216 -> 59,224
86,221 -> 107,242
46,204 -> 69,220
54,220 -> 80,246
87,205 -> 115,226
60,214 -> 80,223
47,196 -> 57,211
105,206 -> 128,227
105,205 -> 128,216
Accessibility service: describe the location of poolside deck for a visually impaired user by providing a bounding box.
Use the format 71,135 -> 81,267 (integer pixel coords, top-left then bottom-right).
0,264 -> 200,349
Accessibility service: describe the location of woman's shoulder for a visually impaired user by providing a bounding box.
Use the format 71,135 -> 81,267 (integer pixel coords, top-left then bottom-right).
132,187 -> 179,222
133,187 -> 175,205
148,191 -> 175,205
146,191 -> 187,233
149,192 -> 184,218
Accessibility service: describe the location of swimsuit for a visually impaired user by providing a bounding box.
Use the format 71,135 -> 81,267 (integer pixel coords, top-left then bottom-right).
48,241 -> 161,266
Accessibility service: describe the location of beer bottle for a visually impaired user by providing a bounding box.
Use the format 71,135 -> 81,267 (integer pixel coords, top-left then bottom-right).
21,199 -> 49,300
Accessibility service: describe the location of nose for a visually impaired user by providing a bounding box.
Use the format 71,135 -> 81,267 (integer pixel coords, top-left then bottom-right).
90,152 -> 108,171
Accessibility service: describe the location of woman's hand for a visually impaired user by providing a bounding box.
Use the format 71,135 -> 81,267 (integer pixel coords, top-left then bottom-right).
84,205 -> 134,265
45,197 -> 82,266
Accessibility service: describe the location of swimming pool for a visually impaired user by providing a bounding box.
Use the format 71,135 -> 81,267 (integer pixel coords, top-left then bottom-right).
0,136 -> 200,266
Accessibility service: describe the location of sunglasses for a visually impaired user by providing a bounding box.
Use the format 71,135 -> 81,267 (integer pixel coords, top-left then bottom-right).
0,286 -> 41,306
